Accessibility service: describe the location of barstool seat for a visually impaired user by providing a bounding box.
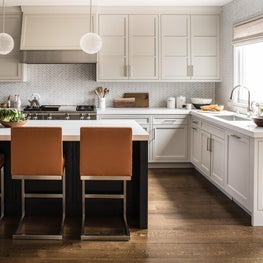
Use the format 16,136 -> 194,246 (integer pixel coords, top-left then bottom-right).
11,127 -> 65,240
80,127 -> 132,241
0,154 -> 4,220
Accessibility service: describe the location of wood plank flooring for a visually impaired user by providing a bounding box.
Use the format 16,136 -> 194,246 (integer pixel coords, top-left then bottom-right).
1,168 -> 263,263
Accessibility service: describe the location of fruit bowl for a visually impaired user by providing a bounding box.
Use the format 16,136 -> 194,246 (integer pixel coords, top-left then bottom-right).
0,120 -> 28,128
252,117 -> 263,127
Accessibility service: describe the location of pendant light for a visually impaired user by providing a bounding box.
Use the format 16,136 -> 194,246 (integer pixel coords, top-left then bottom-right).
0,0 -> 14,55
80,0 -> 102,54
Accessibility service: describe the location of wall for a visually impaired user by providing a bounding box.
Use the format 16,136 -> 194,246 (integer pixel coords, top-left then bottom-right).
216,0 -> 263,108
0,64 -> 215,108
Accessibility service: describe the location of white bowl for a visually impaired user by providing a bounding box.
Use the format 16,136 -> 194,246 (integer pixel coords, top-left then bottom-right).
191,98 -> 212,104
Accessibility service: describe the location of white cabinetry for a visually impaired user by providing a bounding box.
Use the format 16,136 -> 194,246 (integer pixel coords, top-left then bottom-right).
0,12 -> 26,82
226,132 -> 250,210
191,117 -> 225,188
98,14 -> 158,81
161,14 -> 220,81
152,116 -> 188,162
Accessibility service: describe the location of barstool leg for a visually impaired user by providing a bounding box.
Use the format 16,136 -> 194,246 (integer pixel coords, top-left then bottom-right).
60,170 -> 66,236
123,181 -> 130,239
81,180 -> 86,239
0,166 -> 4,220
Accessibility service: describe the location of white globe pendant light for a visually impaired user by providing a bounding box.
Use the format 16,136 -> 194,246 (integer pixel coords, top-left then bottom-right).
80,0 -> 102,54
0,0 -> 14,55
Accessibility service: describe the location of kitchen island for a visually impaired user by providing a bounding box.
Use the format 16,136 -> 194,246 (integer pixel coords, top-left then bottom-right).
0,120 -> 149,229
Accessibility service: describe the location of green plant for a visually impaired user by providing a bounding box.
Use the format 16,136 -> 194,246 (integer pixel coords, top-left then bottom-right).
0,109 -> 27,122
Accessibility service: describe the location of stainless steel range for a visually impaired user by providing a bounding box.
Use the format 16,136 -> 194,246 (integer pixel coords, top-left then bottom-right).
23,105 -> 97,120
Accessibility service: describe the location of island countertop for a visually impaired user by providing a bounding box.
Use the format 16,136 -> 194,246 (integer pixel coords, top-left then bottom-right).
0,120 -> 149,141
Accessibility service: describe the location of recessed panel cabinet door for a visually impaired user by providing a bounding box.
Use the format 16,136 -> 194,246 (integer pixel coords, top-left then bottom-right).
191,15 -> 220,80
98,15 -> 128,80
152,126 -> 188,162
226,133 -> 250,210
161,15 -> 190,80
191,126 -> 201,166
129,15 -> 158,80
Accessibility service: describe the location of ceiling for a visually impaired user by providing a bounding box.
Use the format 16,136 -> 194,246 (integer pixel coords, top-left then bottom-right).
7,0 -> 233,7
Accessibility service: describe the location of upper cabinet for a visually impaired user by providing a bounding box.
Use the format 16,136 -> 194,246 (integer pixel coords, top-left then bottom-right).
161,14 -> 220,81
97,14 -> 158,81
0,12 -> 26,82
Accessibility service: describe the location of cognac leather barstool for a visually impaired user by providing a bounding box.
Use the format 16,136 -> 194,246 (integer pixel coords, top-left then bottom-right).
11,127 -> 65,240
0,154 -> 4,220
80,127 -> 132,241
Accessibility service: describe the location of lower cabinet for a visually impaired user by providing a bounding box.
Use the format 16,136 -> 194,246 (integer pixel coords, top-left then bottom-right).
98,114 -> 189,163
151,116 -> 188,162
191,117 -> 225,188
225,132 -> 250,210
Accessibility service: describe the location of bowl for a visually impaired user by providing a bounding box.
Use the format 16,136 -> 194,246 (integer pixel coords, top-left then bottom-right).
252,117 -> 263,127
191,98 -> 212,109
191,98 -> 212,104
0,120 -> 28,128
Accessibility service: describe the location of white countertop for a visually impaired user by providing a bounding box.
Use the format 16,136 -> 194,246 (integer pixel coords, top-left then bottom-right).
0,120 -> 149,141
97,107 -> 190,115
191,110 -> 263,138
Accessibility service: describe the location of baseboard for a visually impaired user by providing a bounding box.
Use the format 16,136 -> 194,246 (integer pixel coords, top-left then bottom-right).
148,162 -> 193,168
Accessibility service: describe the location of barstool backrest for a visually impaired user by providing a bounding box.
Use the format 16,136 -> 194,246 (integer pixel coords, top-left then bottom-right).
11,127 -> 63,176
80,127 -> 132,177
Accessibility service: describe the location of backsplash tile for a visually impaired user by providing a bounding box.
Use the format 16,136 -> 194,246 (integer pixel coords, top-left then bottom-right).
0,64 -> 215,107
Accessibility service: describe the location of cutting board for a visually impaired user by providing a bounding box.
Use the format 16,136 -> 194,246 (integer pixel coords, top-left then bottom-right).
124,93 -> 149,107
114,98 -> 136,108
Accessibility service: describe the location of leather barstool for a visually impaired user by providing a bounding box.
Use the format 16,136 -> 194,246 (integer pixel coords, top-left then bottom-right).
80,127 -> 132,241
11,127 -> 65,240
0,154 -> 4,220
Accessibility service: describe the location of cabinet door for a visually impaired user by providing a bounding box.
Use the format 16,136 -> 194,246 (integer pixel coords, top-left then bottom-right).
226,134 -> 250,210
0,14 -> 26,82
129,15 -> 158,80
210,135 -> 225,187
200,130 -> 211,176
161,15 -> 190,80
191,15 -> 220,80
98,15 -> 128,80
191,126 -> 201,166
153,125 -> 188,162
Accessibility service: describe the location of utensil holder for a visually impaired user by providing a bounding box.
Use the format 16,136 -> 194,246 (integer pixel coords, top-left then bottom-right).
99,98 -> 106,110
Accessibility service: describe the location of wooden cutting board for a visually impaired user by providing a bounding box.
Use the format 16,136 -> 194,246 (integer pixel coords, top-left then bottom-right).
123,93 -> 149,107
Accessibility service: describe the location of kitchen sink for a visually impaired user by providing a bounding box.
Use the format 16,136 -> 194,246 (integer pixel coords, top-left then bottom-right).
214,115 -> 250,121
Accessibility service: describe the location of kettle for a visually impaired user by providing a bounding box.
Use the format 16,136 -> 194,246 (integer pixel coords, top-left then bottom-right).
28,93 -> 40,108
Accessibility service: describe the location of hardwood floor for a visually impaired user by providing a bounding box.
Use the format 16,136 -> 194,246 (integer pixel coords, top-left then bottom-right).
1,168 -> 263,263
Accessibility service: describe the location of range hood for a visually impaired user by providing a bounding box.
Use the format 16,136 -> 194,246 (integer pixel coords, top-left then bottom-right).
20,50 -> 97,64
20,6 -> 98,64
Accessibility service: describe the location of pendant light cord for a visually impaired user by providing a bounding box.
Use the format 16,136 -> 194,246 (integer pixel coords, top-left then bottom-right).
89,0 -> 92,33
2,0 -> 5,33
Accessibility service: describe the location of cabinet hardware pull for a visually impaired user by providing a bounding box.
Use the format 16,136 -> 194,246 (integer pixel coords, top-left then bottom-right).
192,120 -> 199,124
209,138 -> 212,152
231,134 -> 241,139
207,137 -> 211,151
192,127 -> 197,130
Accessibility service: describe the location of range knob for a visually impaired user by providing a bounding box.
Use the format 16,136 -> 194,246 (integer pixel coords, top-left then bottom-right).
86,114 -> 91,120
80,113 -> 85,120
33,114 -> 38,120
65,113 -> 70,120
47,113 -> 52,120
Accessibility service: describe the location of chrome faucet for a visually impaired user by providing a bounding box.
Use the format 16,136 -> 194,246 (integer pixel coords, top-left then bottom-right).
229,84 -> 251,115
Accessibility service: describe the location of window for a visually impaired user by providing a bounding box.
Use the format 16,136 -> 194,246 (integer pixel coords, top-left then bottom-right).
234,42 -> 263,105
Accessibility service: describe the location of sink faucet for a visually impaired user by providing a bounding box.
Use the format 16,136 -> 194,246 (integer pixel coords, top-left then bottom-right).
229,84 -> 251,115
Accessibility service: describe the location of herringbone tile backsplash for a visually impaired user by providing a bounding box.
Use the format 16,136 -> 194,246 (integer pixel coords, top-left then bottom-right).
0,64 -> 215,107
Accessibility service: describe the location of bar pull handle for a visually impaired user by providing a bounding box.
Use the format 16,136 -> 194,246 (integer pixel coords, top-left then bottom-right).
231,134 -> 241,140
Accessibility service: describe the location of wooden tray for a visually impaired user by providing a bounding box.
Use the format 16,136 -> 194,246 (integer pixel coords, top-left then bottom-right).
124,93 -> 149,107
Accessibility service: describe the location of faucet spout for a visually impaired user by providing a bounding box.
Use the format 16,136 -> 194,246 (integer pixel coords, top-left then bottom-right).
229,84 -> 251,115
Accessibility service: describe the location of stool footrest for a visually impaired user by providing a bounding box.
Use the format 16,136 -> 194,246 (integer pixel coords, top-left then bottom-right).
85,194 -> 124,199
25,193 -> 63,199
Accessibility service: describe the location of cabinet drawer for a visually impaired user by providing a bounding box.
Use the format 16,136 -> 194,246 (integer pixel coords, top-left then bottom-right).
98,115 -> 150,125
202,122 -> 224,139
153,117 -> 187,125
191,117 -> 201,128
